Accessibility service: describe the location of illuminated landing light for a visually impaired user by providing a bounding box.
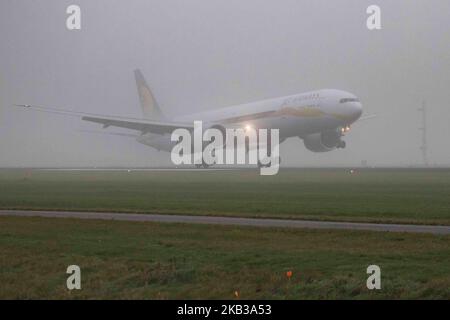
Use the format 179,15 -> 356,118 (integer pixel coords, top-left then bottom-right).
341,126 -> 351,133
245,124 -> 253,132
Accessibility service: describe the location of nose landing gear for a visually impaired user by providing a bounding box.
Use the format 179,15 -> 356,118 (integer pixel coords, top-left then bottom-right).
337,140 -> 346,149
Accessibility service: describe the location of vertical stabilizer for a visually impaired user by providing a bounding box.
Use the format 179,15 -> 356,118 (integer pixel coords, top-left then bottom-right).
134,69 -> 166,120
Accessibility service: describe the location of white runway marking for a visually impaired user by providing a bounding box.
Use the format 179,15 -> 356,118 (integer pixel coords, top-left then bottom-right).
1,210 -> 449,235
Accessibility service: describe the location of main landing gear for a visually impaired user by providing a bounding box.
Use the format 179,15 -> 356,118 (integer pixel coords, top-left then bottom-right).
258,156 -> 281,168
195,162 -> 212,169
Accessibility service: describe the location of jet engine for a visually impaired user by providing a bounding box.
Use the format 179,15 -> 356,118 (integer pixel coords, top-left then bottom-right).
303,129 -> 346,152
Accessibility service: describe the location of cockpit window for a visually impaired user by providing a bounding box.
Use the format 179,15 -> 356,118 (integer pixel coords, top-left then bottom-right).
340,98 -> 359,103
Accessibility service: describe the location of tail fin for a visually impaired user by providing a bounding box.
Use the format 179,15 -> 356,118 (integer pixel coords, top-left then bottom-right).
134,69 -> 166,120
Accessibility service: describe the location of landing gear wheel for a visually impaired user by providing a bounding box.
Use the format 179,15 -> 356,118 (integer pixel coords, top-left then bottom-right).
257,161 -> 266,169
257,157 -> 281,168
337,141 -> 346,149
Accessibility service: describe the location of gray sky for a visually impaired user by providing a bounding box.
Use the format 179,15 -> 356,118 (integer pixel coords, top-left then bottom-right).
1,0 -> 449,167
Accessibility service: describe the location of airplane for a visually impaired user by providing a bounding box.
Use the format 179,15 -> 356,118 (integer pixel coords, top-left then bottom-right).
15,69 -> 368,167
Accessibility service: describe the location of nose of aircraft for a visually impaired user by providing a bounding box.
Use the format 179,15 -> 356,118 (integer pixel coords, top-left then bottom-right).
342,100 -> 362,123
350,101 -> 363,121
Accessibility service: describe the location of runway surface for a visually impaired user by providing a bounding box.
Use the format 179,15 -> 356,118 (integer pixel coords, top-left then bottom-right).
36,168 -> 235,172
1,210 -> 449,235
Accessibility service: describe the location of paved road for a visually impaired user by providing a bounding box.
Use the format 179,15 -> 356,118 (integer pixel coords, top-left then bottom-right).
0,210 -> 449,235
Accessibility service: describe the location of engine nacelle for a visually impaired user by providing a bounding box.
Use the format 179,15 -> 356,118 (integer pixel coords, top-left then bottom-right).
303,130 -> 344,152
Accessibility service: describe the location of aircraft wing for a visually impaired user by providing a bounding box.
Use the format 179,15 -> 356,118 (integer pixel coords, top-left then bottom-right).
358,114 -> 377,122
13,104 -> 193,134
78,129 -> 139,138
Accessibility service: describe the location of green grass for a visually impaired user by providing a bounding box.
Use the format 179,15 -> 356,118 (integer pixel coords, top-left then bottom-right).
0,216 -> 449,299
0,168 -> 449,224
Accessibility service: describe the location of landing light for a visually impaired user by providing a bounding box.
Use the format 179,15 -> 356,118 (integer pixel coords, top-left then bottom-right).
341,126 -> 351,133
245,124 -> 253,132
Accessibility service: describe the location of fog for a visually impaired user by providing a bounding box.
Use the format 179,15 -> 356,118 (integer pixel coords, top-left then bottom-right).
1,0 -> 449,167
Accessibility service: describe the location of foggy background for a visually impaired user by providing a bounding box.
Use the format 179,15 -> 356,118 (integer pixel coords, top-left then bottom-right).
1,0 -> 449,168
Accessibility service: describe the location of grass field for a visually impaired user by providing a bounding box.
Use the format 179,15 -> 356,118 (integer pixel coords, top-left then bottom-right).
1,216 -> 449,299
0,168 -> 449,224
1,168 -> 449,299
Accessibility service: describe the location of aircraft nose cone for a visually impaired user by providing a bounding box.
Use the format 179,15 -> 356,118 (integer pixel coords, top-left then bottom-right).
352,102 -> 363,120
346,102 -> 362,122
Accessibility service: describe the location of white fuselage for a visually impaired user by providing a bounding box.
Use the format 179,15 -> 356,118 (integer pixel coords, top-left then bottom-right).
137,89 -> 363,152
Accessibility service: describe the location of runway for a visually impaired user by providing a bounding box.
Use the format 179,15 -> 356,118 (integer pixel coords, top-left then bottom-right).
1,210 -> 449,235
36,168 -> 236,172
